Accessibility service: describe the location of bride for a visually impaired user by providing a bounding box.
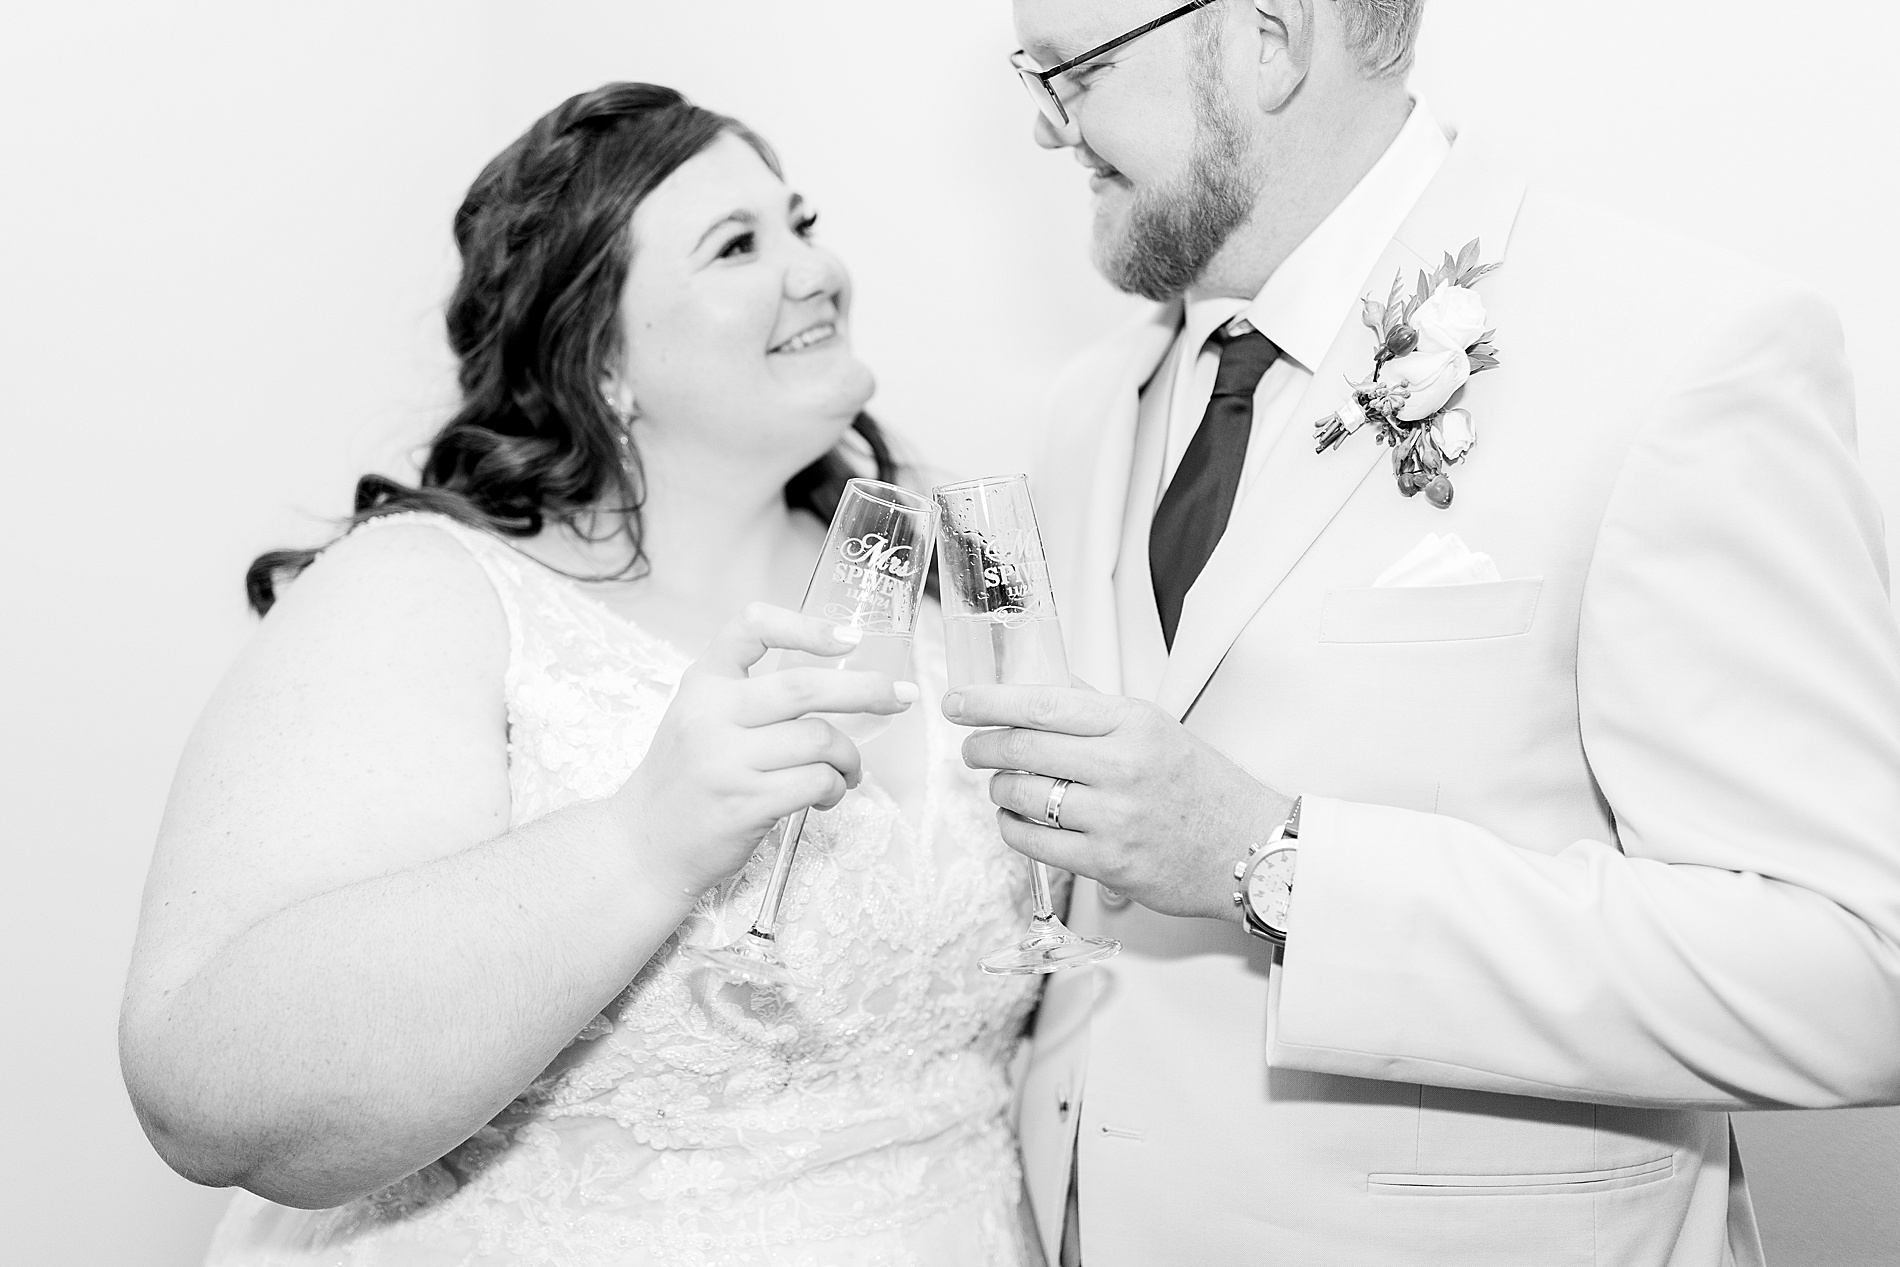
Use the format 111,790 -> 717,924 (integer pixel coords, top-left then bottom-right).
120,82 -> 1042,1266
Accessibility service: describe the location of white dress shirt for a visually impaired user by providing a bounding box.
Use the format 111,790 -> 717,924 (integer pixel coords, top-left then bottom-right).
1155,100 -> 1453,505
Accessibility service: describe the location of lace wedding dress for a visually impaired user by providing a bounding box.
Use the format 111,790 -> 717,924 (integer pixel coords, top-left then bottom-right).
202,513 -> 1044,1267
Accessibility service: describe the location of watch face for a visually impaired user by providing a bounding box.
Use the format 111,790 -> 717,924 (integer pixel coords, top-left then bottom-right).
1246,848 -> 1297,934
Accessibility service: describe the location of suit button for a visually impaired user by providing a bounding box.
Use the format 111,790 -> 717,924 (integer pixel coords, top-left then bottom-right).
1099,887 -> 1131,911
1056,1087 -> 1072,1120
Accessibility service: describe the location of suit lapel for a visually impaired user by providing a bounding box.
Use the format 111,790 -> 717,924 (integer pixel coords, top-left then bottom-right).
1045,304 -> 1180,697
1111,335 -> 1182,703
1154,135 -> 1530,719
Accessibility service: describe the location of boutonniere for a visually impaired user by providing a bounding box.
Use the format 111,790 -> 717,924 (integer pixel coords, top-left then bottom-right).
1313,239 -> 1501,509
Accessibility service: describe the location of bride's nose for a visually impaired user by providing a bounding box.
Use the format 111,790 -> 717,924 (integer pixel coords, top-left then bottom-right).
784,243 -> 846,304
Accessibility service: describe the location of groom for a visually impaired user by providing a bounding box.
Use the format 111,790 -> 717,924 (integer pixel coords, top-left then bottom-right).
949,1 -> 1900,1264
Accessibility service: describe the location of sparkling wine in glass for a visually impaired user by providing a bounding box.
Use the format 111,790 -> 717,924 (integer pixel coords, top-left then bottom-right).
933,474 -> 1120,976
682,478 -> 938,992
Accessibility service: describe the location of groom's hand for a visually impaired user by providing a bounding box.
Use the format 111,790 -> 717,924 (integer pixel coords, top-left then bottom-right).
945,683 -> 1294,922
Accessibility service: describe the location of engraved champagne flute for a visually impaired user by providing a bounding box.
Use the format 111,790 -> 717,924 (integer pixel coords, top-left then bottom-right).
683,478 -> 938,991
933,474 -> 1120,975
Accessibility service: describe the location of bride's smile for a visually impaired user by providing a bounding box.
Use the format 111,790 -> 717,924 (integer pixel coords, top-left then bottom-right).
769,318 -> 838,353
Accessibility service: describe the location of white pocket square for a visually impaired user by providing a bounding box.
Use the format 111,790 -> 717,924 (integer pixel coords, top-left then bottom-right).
1373,533 -> 1502,588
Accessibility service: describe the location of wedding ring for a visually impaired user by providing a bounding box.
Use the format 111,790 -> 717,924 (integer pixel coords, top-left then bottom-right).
1043,778 -> 1073,830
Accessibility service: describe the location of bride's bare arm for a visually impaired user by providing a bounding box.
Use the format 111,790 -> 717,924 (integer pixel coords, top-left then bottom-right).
119,522 -> 908,1209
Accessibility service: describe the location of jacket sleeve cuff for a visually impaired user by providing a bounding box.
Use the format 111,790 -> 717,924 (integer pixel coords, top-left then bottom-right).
1270,795 -> 1439,1073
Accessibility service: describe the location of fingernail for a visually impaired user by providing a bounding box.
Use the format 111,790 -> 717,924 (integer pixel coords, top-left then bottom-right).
941,691 -> 963,720
893,681 -> 921,704
833,625 -> 864,645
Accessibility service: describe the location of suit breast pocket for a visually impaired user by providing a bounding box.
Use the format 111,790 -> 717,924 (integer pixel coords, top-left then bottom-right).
1319,579 -> 1544,644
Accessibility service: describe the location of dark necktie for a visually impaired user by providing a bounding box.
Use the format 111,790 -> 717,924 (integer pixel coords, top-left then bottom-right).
1149,326 -> 1281,649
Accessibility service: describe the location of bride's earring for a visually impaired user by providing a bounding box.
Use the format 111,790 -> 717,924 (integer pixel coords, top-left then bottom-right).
601,383 -> 638,456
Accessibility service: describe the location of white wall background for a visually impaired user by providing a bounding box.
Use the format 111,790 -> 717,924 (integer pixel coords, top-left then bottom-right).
3,2 -> 1895,1263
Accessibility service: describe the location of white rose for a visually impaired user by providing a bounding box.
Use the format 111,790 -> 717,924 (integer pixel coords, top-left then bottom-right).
1433,407 -> 1476,461
1386,347 -> 1471,421
1411,284 -> 1488,354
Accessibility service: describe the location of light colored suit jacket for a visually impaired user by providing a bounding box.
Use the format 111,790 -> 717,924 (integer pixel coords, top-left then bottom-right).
1021,135 -> 1900,1267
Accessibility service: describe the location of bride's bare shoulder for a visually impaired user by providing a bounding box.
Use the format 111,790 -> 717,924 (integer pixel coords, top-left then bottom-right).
263,514 -> 509,653
201,515 -> 518,746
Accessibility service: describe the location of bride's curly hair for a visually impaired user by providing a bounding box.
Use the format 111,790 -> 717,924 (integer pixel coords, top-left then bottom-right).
246,82 -> 906,615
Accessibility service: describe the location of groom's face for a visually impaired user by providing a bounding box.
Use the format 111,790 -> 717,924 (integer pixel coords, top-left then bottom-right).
1015,0 -> 1259,300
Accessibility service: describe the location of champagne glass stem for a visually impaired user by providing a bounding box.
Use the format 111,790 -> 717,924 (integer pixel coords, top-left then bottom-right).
993,618 -> 1068,922
746,808 -> 810,940
1028,860 -> 1058,923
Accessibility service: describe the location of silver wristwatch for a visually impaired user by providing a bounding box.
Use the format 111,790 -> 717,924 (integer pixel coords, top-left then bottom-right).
1232,797 -> 1300,945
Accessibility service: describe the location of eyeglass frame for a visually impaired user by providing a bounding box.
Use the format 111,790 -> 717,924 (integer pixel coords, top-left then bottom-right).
1009,0 -> 1221,129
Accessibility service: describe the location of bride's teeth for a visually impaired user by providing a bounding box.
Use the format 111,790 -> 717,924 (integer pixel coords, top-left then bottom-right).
777,323 -> 834,353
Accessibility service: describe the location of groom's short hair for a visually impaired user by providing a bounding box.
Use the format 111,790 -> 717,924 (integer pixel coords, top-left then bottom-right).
1336,0 -> 1425,79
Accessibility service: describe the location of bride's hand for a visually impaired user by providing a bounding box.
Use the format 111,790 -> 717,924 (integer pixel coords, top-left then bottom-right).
612,602 -> 915,899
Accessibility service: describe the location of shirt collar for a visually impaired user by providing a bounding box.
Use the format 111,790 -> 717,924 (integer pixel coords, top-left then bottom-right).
1183,98 -> 1452,371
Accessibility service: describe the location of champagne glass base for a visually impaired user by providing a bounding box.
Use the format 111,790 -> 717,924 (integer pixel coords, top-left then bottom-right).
980,918 -> 1120,976
681,933 -> 814,992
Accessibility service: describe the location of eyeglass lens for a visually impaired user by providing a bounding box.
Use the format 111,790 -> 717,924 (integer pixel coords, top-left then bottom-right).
1016,68 -> 1068,128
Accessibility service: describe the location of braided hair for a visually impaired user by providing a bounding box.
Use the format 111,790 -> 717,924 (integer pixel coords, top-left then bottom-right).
247,82 -> 906,614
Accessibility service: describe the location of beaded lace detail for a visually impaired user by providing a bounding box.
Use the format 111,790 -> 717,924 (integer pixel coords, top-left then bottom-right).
203,512 -> 1042,1267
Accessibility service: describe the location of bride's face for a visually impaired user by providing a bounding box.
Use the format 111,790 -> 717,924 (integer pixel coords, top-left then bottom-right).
614,133 -> 875,474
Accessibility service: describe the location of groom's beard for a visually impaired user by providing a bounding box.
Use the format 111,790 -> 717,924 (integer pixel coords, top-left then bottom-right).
1096,103 -> 1255,302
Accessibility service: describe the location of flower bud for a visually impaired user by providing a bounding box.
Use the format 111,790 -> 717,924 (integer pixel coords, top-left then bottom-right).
1383,324 -> 1420,358
1433,408 -> 1476,463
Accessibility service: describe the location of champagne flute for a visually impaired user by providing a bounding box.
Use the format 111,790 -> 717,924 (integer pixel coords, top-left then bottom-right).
933,474 -> 1120,976
683,478 -> 938,991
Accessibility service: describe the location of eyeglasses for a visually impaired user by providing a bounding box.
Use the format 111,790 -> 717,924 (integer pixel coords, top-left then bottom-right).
1010,0 -> 1221,130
